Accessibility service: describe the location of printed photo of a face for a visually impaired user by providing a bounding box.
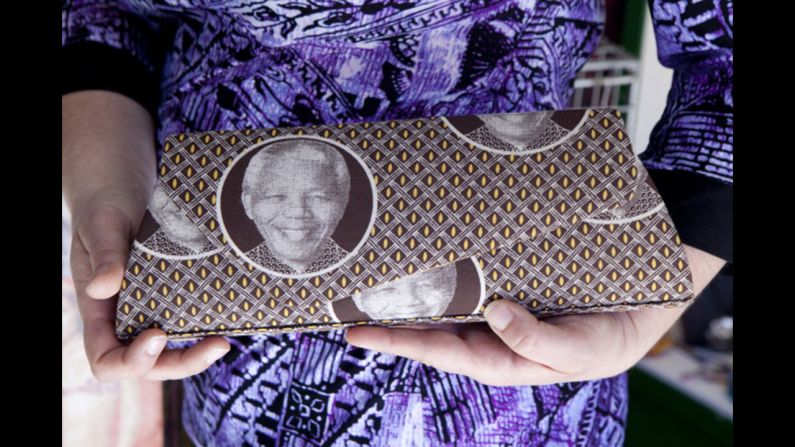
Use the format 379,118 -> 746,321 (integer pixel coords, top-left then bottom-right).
220,137 -> 375,277
329,257 -> 484,322
445,109 -> 588,154
135,182 -> 216,258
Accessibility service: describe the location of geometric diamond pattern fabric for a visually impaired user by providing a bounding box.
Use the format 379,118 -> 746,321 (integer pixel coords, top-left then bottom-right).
118,108 -> 693,340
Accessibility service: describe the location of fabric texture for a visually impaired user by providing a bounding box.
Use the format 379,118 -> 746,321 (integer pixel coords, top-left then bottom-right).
63,0 -> 732,445
115,108 -> 695,341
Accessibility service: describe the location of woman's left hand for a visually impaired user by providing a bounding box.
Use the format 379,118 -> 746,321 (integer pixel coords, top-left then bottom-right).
345,244 -> 725,386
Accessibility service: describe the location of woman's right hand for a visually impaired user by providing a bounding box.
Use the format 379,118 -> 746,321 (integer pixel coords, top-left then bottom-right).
64,91 -> 230,382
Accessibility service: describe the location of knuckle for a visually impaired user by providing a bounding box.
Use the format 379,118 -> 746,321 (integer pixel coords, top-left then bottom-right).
82,207 -> 130,239
92,246 -> 123,263
85,206 -> 124,225
508,330 -> 537,356
118,350 -> 150,377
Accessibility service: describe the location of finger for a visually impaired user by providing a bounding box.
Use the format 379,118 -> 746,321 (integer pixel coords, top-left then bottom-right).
345,325 -> 512,383
144,336 -> 231,381
78,241 -> 170,383
77,208 -> 132,299
84,326 -> 168,382
391,322 -> 464,333
69,234 -> 94,287
73,236 -> 138,381
346,326 -> 480,376
483,299 -> 594,374
85,309 -> 230,382
346,325 -> 570,386
72,211 -> 163,382
72,239 -> 118,324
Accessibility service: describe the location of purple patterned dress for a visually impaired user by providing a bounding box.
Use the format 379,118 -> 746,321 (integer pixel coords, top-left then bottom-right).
62,1 -> 732,445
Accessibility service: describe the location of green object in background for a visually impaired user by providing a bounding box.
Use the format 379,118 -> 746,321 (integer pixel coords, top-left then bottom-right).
621,0 -> 647,57
617,0 -> 646,108
626,367 -> 733,446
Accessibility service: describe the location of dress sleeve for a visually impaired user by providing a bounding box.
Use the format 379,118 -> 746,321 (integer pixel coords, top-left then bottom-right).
62,0 -> 172,118
640,0 -> 733,263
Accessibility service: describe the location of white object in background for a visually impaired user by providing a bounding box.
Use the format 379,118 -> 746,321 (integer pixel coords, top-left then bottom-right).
570,39 -> 640,143
62,195 -> 164,447
632,10 -> 674,154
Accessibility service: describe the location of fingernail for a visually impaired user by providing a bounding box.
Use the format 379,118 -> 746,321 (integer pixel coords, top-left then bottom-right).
205,347 -> 229,364
94,263 -> 112,277
484,301 -> 513,331
145,336 -> 167,356
345,333 -> 365,349
91,264 -> 115,284
86,272 -> 118,299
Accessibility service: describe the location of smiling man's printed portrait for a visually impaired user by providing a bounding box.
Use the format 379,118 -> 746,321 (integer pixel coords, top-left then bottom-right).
221,137 -> 375,277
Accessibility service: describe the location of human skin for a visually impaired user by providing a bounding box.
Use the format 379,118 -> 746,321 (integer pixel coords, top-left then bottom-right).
63,90 -> 230,381
346,244 -> 725,386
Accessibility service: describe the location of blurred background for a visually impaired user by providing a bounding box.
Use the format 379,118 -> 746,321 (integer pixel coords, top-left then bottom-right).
62,0 -> 732,445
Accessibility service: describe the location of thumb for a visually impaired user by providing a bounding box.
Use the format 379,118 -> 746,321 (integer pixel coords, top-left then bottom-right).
78,207 -> 133,299
483,299 -> 584,372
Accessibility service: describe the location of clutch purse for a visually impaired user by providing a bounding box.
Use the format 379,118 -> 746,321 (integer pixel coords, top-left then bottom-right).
117,108 -> 693,340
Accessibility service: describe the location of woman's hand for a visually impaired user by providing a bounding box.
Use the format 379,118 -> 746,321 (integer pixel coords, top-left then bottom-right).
345,244 -> 725,386
63,91 -> 230,382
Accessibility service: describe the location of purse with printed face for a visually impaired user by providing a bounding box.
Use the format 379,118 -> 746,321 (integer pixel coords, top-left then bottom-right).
116,108 -> 693,340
